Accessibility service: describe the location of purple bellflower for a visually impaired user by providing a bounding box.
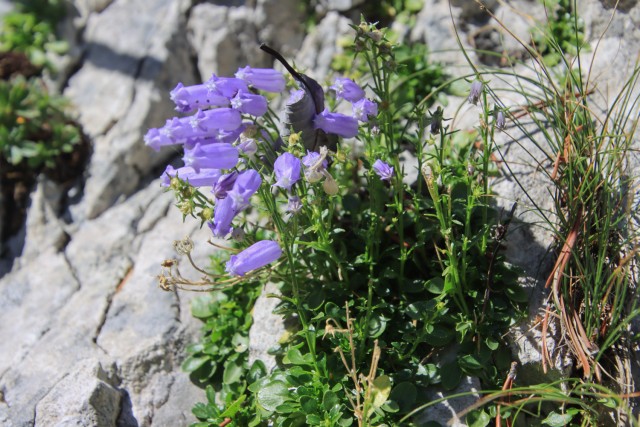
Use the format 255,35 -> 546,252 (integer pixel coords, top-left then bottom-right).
212,171 -> 238,199
287,196 -> 303,215
495,110 -> 506,131
209,196 -> 236,238
228,169 -> 262,211
204,75 -> 249,98
273,152 -> 301,191
144,125 -> 175,151
170,82 -> 230,113
468,80 -> 483,105
183,108 -> 243,133
183,143 -> 239,171
314,108 -> 359,138
237,137 -> 258,156
302,150 -> 327,183
331,77 -> 365,102
161,165 -> 221,188
352,98 -> 378,122
372,159 -> 394,181
225,240 -> 283,276
230,90 -> 268,116
235,66 -> 286,93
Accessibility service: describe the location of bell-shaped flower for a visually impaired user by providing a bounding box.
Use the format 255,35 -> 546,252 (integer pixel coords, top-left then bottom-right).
322,172 -> 339,195
228,169 -> 262,211
170,82 -> 230,113
495,110 -> 506,131
468,80 -> 483,105
331,77 -> 365,102
144,124 -> 176,151
204,74 -> 249,98
352,98 -> 378,122
183,143 -> 239,172
161,165 -> 221,188
225,240 -> 282,276
235,66 -> 286,92
372,159 -> 394,181
237,137 -> 258,157
287,196 -> 302,215
212,171 -> 238,199
230,90 -> 268,116
208,196 -> 236,238
313,108 -> 359,138
273,152 -> 301,191
302,150 -> 328,183
182,108 -> 243,134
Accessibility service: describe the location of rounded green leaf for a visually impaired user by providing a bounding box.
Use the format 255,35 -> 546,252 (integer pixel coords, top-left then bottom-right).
440,361 -> 462,390
257,380 -> 290,413
388,381 -> 417,413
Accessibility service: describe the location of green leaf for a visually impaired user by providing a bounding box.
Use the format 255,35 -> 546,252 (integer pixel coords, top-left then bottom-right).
283,347 -> 314,366
388,381 -> 417,413
257,380 -> 290,413
222,359 -> 244,385
181,355 -> 208,373
192,402 -> 217,420
440,361 -> 462,390
466,409 -> 490,427
458,354 -> 484,373
425,277 -> 445,294
484,337 -> 499,351
406,300 -> 438,320
322,390 -> 339,412
505,283 -> 529,302
300,395 -> 318,414
219,394 -> 247,418
423,325 -> 454,346
542,411 -> 576,426
369,375 -> 392,415
306,414 -> 323,425
191,294 -> 215,318
368,315 -> 387,338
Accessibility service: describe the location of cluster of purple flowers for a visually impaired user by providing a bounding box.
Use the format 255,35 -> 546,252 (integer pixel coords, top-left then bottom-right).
146,67 -> 287,276
147,69 -> 378,277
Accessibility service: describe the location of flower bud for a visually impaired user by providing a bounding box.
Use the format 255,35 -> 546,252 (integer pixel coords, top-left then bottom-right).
231,227 -> 245,241
322,172 -> 339,195
199,207 -> 214,221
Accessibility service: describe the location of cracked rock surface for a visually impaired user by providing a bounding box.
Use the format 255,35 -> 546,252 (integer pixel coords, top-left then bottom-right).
1,0 -> 639,425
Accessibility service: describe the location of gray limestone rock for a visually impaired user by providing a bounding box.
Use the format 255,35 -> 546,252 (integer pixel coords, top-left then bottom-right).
64,0 -> 195,220
296,11 -> 353,81
34,360 -> 121,427
249,282 -> 286,373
